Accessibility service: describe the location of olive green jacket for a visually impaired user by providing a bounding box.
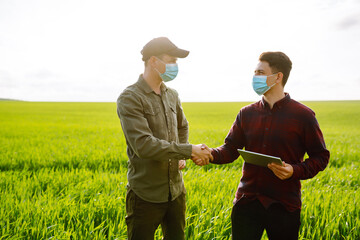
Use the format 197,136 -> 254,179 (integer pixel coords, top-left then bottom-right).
117,75 -> 192,203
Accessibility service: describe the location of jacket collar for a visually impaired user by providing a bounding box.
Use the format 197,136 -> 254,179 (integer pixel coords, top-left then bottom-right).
137,74 -> 168,94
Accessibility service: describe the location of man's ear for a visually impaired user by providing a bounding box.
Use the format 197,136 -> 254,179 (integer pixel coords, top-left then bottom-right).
148,56 -> 159,68
276,72 -> 284,84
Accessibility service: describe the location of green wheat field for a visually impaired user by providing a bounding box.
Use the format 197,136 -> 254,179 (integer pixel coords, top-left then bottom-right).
1,101 -> 359,239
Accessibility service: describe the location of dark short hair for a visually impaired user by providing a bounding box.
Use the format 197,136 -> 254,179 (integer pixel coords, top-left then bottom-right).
259,52 -> 292,86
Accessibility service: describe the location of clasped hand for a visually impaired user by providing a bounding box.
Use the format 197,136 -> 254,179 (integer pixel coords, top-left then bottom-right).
191,144 -> 213,166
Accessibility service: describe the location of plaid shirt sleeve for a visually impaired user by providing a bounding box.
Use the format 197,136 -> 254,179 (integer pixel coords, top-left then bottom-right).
291,113 -> 330,180
211,111 -> 245,164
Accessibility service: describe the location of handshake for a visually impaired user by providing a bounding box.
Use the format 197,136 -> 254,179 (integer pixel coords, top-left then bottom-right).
191,144 -> 213,166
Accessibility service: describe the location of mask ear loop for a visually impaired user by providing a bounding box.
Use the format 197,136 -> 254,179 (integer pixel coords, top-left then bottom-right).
268,72 -> 279,88
268,82 -> 277,88
262,74 -> 278,95
154,67 -> 161,74
153,57 -> 165,75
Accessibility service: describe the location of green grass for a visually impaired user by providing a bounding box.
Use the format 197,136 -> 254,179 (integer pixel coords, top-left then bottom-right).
0,100 -> 359,239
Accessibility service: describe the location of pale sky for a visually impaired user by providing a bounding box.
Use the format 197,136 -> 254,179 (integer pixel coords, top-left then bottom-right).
1,0 -> 360,102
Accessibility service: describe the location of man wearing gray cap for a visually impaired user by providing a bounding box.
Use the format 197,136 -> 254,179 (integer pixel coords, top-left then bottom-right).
117,37 -> 211,240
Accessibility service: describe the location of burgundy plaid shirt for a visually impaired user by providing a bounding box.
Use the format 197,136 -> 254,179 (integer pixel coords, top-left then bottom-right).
211,93 -> 330,212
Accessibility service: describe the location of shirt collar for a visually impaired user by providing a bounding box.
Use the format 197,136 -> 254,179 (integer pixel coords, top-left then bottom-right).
137,74 -> 168,94
261,92 -> 291,110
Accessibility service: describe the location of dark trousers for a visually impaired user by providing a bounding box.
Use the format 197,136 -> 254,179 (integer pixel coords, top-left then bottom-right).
125,189 -> 186,240
231,199 -> 301,240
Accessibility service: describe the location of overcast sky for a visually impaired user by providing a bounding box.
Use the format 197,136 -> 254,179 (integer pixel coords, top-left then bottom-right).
1,0 -> 359,102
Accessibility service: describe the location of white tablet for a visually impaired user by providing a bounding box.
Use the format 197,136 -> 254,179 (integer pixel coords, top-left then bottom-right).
238,149 -> 283,167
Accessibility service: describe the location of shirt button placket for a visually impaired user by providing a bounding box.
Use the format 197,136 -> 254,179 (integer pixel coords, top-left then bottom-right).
263,112 -> 272,150
165,110 -> 171,138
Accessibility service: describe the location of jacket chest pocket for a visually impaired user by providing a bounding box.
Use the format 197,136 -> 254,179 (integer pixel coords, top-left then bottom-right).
144,106 -> 166,138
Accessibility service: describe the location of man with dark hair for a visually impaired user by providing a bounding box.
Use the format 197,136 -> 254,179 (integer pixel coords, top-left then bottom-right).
259,51 -> 292,86
117,37 -> 211,240
207,51 -> 330,239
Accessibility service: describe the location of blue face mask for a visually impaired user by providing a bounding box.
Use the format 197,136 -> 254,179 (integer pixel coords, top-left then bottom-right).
252,74 -> 277,96
155,58 -> 178,82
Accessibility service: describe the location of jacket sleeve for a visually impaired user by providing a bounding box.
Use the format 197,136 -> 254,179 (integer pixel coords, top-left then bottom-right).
117,91 -> 192,161
176,95 -> 189,144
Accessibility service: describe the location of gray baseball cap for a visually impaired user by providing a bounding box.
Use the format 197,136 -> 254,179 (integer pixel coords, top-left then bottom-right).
141,37 -> 189,61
